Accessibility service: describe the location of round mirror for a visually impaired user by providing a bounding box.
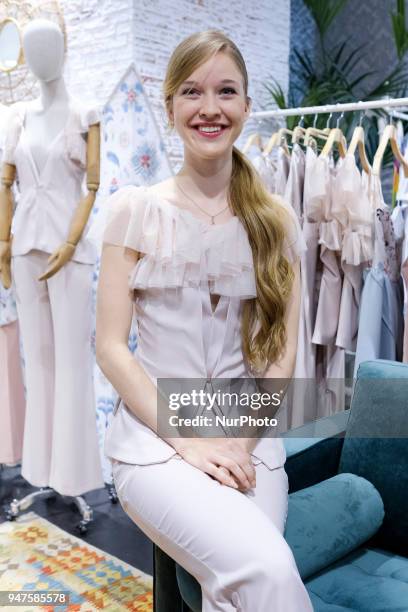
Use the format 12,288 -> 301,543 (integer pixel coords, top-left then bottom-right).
0,18 -> 23,73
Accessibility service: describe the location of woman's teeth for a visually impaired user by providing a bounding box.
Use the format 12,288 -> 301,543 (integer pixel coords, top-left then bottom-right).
198,126 -> 222,132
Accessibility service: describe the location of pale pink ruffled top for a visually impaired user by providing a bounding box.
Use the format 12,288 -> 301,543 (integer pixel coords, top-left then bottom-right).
3,100 -> 100,264
331,154 -> 374,266
102,185 -> 305,470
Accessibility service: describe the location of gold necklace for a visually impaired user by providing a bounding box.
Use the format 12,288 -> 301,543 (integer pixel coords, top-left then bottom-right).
175,177 -> 230,225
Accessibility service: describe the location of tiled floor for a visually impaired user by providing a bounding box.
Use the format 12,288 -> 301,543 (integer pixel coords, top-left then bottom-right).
0,465 -> 153,576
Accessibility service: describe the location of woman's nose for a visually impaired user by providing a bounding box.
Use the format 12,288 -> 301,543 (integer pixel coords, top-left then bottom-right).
199,94 -> 221,119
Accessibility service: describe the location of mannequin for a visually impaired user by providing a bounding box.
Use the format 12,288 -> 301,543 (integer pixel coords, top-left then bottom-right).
0,19 -> 103,508
0,102 -> 25,466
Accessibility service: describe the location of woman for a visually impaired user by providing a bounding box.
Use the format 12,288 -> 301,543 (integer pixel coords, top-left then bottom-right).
96,30 -> 313,612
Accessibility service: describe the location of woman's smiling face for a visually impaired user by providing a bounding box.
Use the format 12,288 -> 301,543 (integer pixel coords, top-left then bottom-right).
169,52 -> 251,161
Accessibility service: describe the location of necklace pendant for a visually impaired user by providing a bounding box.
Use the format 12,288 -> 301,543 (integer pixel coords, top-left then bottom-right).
211,216 -> 215,225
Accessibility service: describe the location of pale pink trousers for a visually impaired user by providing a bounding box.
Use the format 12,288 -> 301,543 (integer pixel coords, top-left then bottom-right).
113,457 -> 313,611
0,320 -> 26,464
12,250 -> 103,496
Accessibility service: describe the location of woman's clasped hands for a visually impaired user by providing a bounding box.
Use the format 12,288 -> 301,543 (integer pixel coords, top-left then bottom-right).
170,437 -> 257,491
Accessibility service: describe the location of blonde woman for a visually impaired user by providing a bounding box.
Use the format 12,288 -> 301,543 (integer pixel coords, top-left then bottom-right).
96,30 -> 313,611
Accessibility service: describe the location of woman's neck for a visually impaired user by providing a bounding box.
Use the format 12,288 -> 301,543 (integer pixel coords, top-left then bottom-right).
178,150 -> 233,201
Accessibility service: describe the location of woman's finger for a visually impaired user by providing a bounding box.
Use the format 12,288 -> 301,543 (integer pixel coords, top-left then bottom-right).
215,456 -> 252,490
206,463 -> 238,489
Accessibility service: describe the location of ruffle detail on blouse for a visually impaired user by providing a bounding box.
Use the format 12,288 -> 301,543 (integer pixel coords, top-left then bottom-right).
2,102 -> 24,165
319,219 -> 342,251
65,102 -> 101,169
103,185 -> 258,298
342,227 -> 373,265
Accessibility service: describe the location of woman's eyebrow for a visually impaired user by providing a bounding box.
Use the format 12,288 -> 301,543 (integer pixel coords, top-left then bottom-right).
180,79 -> 239,86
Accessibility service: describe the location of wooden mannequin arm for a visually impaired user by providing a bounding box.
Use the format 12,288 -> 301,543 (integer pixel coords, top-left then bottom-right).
38,124 -> 101,281
0,163 -> 16,241
66,122 -> 100,247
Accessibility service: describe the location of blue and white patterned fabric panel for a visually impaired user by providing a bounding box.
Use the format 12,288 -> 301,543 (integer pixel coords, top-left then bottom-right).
89,64 -> 173,482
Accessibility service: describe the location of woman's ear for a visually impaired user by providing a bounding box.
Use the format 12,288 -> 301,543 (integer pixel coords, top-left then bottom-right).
244,96 -> 252,120
167,101 -> 174,128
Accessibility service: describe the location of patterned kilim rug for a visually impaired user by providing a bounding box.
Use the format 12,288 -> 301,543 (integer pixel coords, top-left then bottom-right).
0,512 -> 153,611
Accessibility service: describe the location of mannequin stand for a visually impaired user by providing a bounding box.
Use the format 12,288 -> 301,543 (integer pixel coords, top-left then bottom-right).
4,488 -> 94,534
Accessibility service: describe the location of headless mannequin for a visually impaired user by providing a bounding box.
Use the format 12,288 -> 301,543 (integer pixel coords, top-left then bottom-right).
0,19 -> 103,526
0,18 -> 100,284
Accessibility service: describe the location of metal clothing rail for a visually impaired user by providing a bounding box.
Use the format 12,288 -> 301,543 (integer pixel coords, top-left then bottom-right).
250,97 -> 408,119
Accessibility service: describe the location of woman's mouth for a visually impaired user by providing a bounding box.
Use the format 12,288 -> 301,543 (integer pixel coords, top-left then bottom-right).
192,124 -> 229,139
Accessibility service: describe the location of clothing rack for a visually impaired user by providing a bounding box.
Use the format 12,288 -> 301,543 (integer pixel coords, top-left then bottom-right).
250,97 -> 408,119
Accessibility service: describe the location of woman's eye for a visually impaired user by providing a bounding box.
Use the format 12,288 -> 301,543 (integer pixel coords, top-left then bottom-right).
182,88 -> 199,96
220,87 -> 236,95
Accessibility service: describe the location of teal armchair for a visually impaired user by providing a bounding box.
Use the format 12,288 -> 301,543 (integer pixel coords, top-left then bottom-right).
153,360 -> 408,611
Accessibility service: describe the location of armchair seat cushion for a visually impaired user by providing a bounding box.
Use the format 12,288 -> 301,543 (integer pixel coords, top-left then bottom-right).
307,547 -> 408,611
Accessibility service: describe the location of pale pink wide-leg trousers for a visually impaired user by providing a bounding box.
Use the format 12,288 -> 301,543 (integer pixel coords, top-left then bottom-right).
12,250 -> 103,496
113,456 -> 313,611
0,320 -> 26,464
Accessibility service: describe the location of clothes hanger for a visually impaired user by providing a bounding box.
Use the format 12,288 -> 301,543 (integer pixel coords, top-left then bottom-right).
373,112 -> 408,177
303,113 -> 331,147
264,127 -> 292,155
348,111 -> 371,174
320,112 -> 347,158
291,115 -> 306,144
242,132 -> 263,154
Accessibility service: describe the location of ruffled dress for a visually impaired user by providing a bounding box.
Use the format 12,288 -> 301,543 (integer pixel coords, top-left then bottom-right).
102,185 -> 305,470
2,100 -> 100,264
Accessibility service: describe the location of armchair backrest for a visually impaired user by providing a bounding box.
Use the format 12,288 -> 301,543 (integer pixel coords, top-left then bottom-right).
338,360 -> 408,556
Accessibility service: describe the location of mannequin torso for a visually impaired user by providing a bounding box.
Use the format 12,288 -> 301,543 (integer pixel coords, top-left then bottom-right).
23,97 -> 70,176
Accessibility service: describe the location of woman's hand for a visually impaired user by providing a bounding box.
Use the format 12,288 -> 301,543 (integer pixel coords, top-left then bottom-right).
171,437 -> 256,491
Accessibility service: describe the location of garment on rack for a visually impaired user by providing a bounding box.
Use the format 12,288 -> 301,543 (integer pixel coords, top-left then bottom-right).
331,154 -> 373,351
307,153 -> 345,417
309,155 -> 343,346
3,101 -> 103,495
354,175 -> 404,376
392,202 -> 408,362
284,143 -> 305,221
245,145 -> 290,196
280,146 -> 319,430
275,147 -> 291,196
247,145 -> 277,193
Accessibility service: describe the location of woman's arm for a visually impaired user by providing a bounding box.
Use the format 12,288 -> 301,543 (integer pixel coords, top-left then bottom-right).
96,243 -> 161,433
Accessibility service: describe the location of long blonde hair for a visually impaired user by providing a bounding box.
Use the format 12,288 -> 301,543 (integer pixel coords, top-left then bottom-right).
163,30 -> 294,375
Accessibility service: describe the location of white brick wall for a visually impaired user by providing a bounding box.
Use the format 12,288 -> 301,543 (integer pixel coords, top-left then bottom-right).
60,0 -> 290,167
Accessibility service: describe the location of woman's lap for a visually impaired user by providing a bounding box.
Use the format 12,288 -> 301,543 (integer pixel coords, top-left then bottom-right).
112,456 -> 294,585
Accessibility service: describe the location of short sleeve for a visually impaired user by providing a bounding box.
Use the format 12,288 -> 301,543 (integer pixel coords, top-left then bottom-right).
66,102 -> 101,168
275,195 -> 306,264
102,185 -> 148,252
79,106 -> 101,132
2,103 -> 23,166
